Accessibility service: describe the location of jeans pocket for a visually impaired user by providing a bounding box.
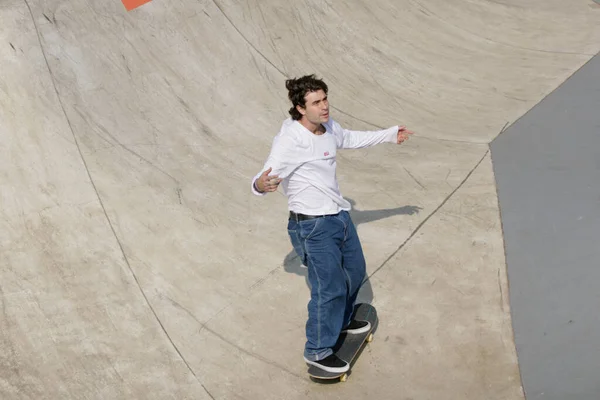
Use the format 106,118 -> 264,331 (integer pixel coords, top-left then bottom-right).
287,228 -> 307,265
299,218 -> 322,240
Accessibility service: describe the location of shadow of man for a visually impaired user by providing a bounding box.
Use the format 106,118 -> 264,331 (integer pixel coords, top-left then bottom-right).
283,198 -> 422,304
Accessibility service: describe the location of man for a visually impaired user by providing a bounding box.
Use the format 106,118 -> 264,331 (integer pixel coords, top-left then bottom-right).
251,75 -> 413,373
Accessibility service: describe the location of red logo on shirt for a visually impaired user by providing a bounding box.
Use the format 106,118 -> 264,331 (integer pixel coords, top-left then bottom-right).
324,151 -> 329,156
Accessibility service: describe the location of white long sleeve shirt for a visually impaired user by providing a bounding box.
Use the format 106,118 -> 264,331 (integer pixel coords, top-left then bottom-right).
251,118 -> 398,215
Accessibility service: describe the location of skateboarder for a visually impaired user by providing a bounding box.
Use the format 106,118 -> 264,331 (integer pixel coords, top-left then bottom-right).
251,75 -> 413,373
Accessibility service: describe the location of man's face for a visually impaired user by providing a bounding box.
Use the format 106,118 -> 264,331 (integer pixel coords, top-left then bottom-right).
298,89 -> 329,124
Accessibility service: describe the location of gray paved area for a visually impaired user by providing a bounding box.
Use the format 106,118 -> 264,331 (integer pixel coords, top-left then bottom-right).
491,53 -> 600,400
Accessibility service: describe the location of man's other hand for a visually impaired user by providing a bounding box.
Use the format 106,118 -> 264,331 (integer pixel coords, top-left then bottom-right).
256,167 -> 282,193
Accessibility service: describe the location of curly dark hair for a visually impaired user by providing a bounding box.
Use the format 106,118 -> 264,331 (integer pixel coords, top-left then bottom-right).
285,75 -> 328,120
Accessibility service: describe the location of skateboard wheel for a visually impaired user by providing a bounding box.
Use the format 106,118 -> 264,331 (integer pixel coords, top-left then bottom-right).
367,333 -> 374,343
340,374 -> 348,382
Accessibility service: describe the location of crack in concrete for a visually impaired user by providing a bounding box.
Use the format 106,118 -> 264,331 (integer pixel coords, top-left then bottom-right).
497,268 -> 505,313
70,105 -> 181,186
403,166 -> 426,190
364,120 -> 510,280
199,322 -> 305,381
185,267 -> 309,383
365,149 -> 491,281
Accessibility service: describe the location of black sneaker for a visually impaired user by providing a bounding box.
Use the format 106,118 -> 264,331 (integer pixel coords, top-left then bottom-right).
304,354 -> 349,373
341,320 -> 371,335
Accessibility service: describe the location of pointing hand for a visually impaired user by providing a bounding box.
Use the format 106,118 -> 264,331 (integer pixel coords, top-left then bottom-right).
397,126 -> 414,144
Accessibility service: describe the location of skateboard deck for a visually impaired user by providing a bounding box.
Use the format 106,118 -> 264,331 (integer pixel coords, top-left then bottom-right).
307,303 -> 378,382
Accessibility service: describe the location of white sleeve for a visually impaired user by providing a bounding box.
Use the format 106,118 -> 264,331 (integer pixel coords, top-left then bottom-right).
250,134 -> 301,196
331,120 -> 398,149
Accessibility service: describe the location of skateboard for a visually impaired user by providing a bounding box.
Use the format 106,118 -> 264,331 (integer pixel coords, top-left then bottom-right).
307,303 -> 378,382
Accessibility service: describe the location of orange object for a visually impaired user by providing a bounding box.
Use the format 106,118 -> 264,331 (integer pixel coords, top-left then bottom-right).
122,0 -> 152,11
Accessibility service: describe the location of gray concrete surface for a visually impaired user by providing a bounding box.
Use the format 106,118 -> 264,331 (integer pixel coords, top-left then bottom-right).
491,53 -> 600,400
0,0 -> 599,399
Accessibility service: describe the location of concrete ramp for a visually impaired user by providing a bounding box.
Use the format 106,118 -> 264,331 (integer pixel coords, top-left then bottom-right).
1,0 -> 599,399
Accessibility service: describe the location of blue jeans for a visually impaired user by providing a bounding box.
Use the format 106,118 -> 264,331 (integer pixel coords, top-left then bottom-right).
287,210 -> 366,361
